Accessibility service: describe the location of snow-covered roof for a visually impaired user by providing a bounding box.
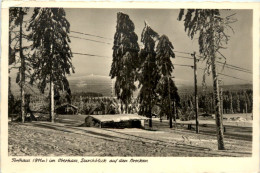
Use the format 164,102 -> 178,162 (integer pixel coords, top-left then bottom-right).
90,114 -> 149,123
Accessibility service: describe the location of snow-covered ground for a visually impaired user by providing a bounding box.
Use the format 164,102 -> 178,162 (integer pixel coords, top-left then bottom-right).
8,114 -> 252,157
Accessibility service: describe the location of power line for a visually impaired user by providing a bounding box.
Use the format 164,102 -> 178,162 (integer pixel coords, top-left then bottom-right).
70,35 -> 112,45
69,30 -> 252,75
197,68 -> 251,82
73,51 -> 194,62
175,55 -> 252,74
218,73 -> 252,82
216,61 -> 252,74
198,55 -> 252,73
70,30 -> 112,40
217,64 -> 252,74
72,51 -> 252,78
72,52 -> 111,59
70,30 -> 194,55
71,30 -> 252,74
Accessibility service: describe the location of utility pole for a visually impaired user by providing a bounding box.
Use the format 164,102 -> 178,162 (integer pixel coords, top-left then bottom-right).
192,52 -> 199,133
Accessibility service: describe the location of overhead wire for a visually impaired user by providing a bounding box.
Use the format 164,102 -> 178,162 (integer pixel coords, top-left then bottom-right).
216,61 -> 252,74
70,30 -> 252,73
69,35 -> 112,45
70,30 -> 113,40
70,30 -> 195,56
72,51 -> 252,80
70,30 -> 252,82
218,73 -> 252,82
72,52 -> 111,58
198,55 -> 252,73
197,67 -> 252,82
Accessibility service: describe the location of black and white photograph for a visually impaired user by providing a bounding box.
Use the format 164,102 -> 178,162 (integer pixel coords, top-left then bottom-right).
1,2 -> 259,172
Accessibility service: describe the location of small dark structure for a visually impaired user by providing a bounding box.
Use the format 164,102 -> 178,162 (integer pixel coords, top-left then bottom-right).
56,104 -> 78,115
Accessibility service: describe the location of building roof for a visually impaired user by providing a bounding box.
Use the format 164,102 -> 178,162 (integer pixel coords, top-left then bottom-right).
90,114 -> 149,123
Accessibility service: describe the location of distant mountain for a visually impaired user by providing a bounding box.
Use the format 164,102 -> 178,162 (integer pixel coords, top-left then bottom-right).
68,75 -> 252,96
68,74 -> 113,96
10,72 -> 252,98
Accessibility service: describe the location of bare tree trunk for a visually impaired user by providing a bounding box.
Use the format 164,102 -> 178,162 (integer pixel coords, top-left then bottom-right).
148,104 -> 152,127
125,101 -> 128,114
211,54 -> 225,150
9,69 -> 13,121
173,100 -> 177,128
120,100 -> 123,114
168,76 -> 172,128
19,10 -> 25,123
148,61 -> 152,128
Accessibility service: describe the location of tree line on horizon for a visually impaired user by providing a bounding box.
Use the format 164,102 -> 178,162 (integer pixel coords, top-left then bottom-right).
181,89 -> 253,115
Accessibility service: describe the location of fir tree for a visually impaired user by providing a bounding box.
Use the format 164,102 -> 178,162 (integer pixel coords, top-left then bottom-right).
138,21 -> 159,127
9,7 -> 29,122
27,8 -> 74,122
155,35 -> 179,128
110,12 -> 139,113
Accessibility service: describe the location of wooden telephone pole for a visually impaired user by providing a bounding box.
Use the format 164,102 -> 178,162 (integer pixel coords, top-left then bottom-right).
192,52 -> 199,133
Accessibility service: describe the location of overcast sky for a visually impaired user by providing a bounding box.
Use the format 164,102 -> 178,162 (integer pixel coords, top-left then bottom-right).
62,9 -> 252,86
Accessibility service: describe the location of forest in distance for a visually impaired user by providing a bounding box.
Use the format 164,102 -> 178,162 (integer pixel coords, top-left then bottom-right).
9,84 -> 253,118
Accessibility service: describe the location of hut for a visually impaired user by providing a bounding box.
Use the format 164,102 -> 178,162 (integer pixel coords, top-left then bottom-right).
84,114 -> 149,128
56,103 -> 78,115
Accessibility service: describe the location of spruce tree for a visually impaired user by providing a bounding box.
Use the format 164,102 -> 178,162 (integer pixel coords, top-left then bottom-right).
138,21 -> 160,127
27,8 -> 74,122
9,7 -> 29,122
155,35 -> 179,128
110,12 -> 139,113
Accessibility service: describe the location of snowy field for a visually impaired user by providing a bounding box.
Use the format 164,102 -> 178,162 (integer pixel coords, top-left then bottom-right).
8,113 -> 252,157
